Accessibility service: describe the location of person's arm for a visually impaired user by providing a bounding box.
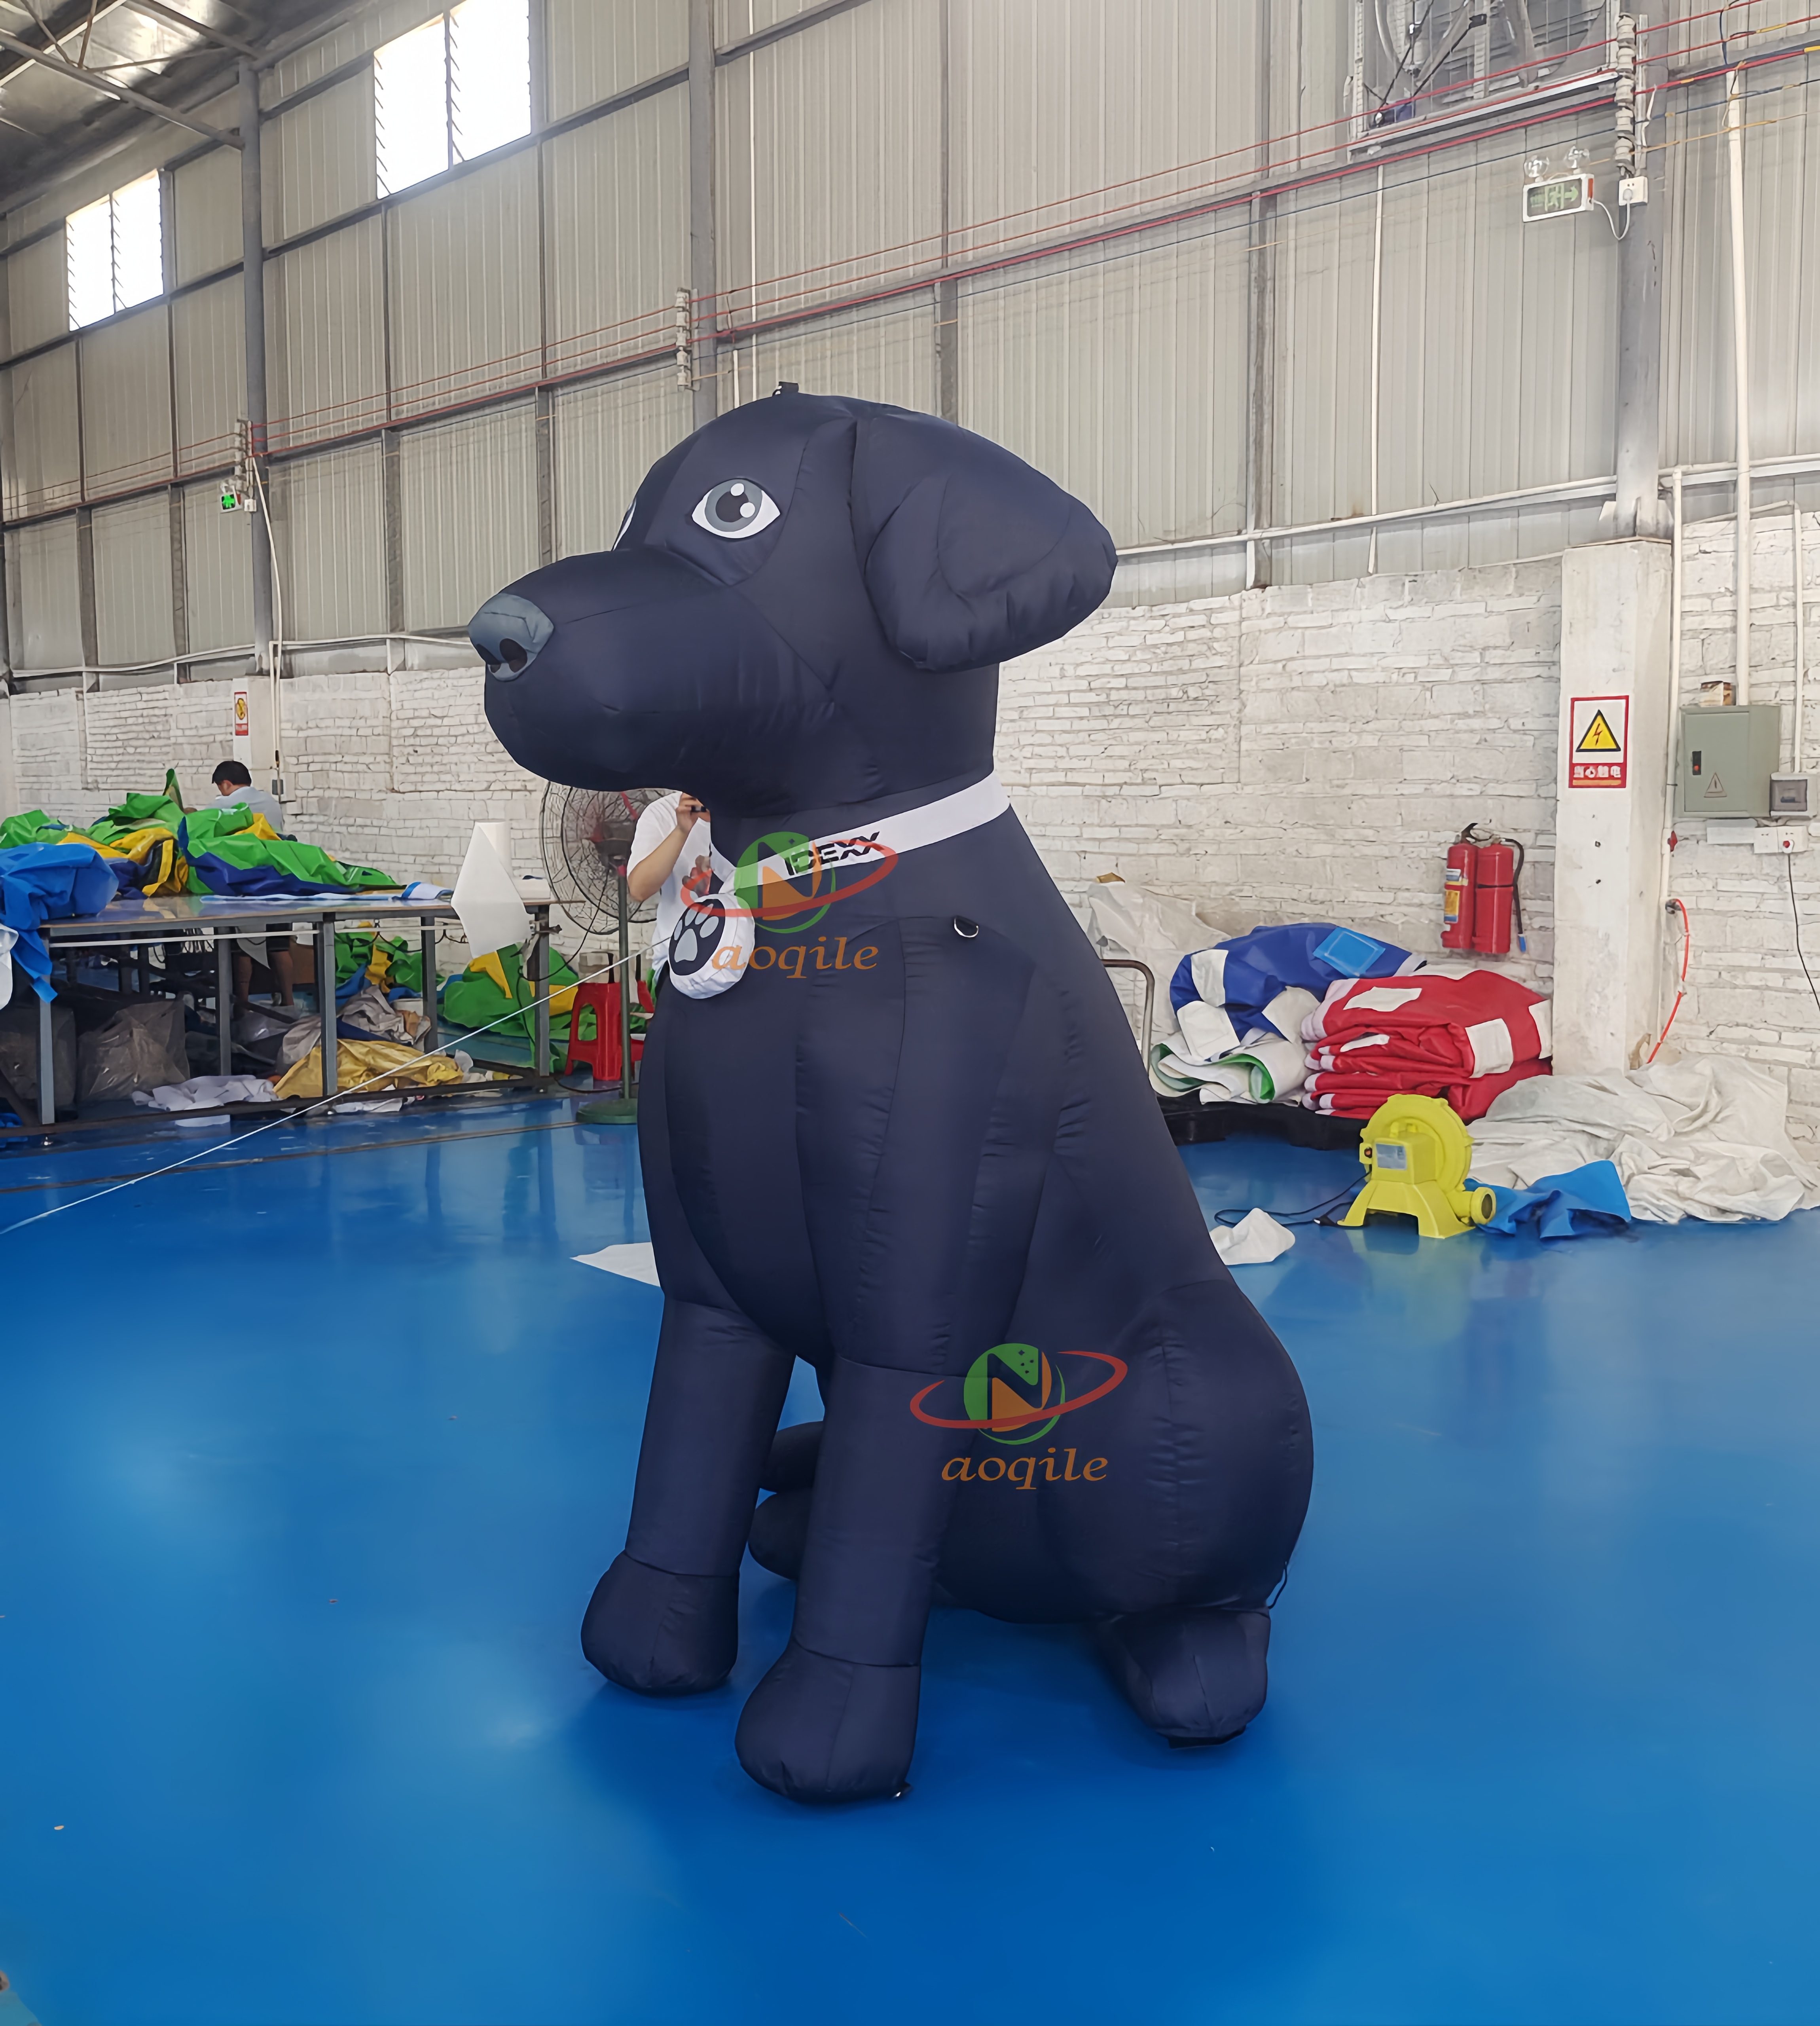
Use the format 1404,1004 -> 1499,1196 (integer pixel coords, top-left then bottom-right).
627,798 -> 706,903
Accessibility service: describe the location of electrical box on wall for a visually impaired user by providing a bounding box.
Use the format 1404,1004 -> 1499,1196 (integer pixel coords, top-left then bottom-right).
1677,704 -> 1783,818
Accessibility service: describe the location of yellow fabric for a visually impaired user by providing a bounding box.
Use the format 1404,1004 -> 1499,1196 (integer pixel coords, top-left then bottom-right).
471,949 -> 512,995
466,947 -> 576,1018
365,943 -> 394,992
59,823 -> 188,895
273,1040 -> 464,1102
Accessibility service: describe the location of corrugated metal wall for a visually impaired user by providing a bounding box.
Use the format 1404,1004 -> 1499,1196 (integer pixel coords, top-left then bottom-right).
389,155 -> 542,421
554,365 -> 694,558
961,221 -> 1251,549
1,343 -> 80,520
400,404 -> 538,629
182,480 -> 253,652
92,493 -> 176,666
2,0 -> 1817,676
716,0 -> 943,325
269,439 -> 388,642
544,86 -> 689,381
11,514 -> 82,668
549,0 -> 685,119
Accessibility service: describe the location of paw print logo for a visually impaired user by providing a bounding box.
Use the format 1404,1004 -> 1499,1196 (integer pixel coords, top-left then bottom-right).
669,872 -> 726,979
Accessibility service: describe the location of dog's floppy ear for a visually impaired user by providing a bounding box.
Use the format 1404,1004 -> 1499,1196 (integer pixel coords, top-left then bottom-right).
851,408 -> 1116,672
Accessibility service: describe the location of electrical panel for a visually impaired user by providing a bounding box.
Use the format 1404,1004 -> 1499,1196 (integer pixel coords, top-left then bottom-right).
1677,704 -> 1783,818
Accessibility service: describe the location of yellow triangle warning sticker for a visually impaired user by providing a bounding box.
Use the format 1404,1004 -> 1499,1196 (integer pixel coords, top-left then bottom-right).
1704,774 -> 1727,798
1577,710 -> 1622,752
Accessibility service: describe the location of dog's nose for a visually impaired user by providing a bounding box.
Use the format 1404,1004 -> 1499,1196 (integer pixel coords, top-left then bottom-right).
469,593 -> 554,680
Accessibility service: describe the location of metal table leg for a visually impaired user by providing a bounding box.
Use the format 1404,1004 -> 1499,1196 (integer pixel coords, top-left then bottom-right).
216,933 -> 233,1076
37,980 -> 55,1126
317,916 -> 339,1097
531,911 -> 551,1079
419,917 -> 438,1052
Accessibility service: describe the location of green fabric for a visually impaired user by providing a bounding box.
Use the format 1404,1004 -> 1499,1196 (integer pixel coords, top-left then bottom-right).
441,943 -> 577,1064
336,931 -> 432,997
99,791 -> 186,836
182,806 -> 394,893
0,810 -> 68,848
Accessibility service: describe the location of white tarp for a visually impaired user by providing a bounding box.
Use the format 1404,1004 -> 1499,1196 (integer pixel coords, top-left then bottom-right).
575,1241 -> 661,1284
1085,880 -> 1238,1041
1211,1208 -> 1297,1265
1467,1056 -> 1820,1224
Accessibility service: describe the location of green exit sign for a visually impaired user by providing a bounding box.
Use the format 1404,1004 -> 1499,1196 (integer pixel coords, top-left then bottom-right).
1522,173 -> 1595,222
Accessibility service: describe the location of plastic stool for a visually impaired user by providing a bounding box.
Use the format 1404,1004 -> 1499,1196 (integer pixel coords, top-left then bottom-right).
563,980 -> 650,1085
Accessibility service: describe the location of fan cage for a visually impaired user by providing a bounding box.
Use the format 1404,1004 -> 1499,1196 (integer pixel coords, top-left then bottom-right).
539,783 -> 662,943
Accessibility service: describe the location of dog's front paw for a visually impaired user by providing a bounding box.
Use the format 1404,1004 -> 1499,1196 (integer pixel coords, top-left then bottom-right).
734,1639 -> 919,1802
580,1553 -> 738,1695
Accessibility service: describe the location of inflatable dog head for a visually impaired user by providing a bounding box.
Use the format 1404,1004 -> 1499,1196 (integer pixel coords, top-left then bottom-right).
473,391 -> 1115,816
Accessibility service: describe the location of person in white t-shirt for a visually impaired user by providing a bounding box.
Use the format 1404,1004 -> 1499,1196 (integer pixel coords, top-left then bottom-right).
628,793 -> 712,983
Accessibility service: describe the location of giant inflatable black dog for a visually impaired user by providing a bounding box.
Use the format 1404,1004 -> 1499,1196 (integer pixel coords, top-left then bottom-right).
472,391 -> 1312,1803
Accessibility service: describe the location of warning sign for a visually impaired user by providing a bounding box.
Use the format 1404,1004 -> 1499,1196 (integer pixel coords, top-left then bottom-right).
232,683 -> 251,739
1570,694 -> 1629,788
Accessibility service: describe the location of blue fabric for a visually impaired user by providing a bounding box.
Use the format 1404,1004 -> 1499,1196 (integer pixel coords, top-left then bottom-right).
178,839 -> 336,900
1170,920 -> 1418,1024
1477,1159 -> 1632,1239
0,842 -> 116,1001
472,390 -> 1311,1805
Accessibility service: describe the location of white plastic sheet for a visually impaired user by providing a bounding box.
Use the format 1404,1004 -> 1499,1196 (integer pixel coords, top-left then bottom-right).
574,1241 -> 661,1284
1468,1056 -> 1820,1224
452,824 -> 530,960
133,1074 -> 278,1111
1210,1208 -> 1297,1265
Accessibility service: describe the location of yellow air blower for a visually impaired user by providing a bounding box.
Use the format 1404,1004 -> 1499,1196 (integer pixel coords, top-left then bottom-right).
1340,1094 -> 1498,1241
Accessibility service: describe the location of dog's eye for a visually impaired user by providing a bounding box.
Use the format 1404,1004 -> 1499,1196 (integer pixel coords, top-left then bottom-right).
691,477 -> 779,541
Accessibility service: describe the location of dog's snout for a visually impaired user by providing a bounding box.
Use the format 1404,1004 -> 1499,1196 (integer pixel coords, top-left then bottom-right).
469,593 -> 554,680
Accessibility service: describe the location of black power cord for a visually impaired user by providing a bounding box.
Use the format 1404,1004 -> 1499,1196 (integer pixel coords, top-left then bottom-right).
1791,851 -> 1820,1017
1208,1183 -> 1360,1231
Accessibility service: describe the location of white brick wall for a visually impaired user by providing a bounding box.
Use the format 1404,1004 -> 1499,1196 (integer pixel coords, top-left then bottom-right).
6,529 -> 1817,1143
1001,560 -> 1561,1001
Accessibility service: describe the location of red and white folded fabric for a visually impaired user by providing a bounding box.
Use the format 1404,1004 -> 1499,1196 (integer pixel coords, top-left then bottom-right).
1303,970 -> 1552,1076
1303,1057 -> 1551,1122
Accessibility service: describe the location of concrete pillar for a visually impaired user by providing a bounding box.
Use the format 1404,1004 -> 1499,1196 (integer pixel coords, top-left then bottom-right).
1552,539 -> 1674,1074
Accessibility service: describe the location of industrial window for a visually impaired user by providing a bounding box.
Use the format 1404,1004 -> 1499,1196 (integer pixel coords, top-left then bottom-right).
65,172 -> 163,329
374,0 -> 531,198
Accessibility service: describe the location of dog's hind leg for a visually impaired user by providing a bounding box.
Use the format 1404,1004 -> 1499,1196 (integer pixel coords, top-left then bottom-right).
747,1421 -> 823,1580
1094,1605 -> 1271,1746
581,1296 -> 793,1695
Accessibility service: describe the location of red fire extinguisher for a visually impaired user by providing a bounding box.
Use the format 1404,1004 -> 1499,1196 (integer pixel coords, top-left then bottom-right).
1442,827 -> 1526,956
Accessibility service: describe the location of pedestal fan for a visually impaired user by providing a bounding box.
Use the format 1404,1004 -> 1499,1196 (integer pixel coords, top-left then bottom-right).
539,783 -> 660,1100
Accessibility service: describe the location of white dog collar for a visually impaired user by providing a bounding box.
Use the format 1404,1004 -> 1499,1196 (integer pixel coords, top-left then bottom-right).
667,772 -> 1011,999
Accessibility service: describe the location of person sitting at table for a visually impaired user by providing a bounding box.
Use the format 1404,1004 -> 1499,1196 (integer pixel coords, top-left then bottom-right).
201,762 -> 297,1017
201,759 -> 288,833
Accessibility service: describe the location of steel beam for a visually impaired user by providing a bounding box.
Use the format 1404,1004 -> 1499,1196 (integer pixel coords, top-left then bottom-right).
238,59 -> 275,678
121,0 -> 259,60
0,23 -> 239,144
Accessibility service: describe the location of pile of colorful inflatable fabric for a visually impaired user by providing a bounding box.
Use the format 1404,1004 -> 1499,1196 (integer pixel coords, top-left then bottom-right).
1302,969 -> 1552,1121
1151,922 -> 1424,1106
1151,920 -> 1553,1123
0,774 -> 396,903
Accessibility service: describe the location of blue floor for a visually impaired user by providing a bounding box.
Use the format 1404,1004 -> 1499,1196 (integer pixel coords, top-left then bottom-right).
2,1109 -> 1817,2025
